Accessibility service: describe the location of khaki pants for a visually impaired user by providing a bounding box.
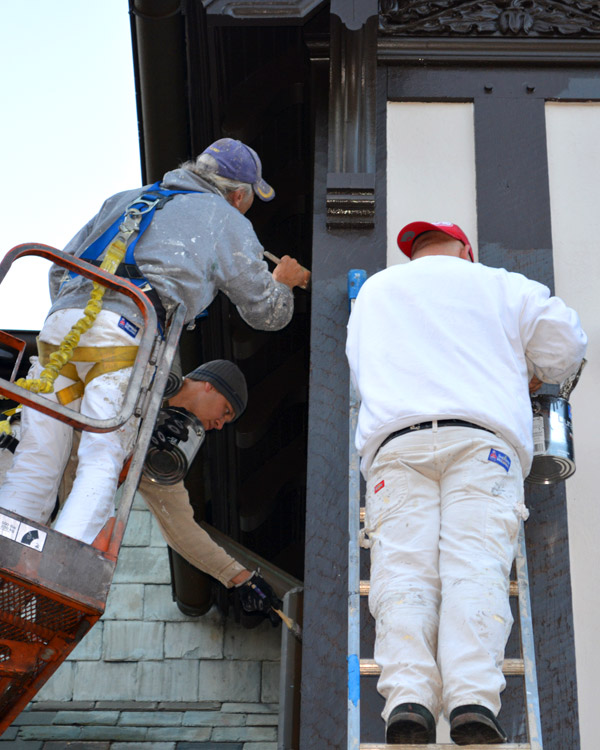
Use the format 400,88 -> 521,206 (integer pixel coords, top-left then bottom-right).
59,434 -> 245,587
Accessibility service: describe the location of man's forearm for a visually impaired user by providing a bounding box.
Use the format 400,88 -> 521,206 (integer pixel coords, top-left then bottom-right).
139,474 -> 247,587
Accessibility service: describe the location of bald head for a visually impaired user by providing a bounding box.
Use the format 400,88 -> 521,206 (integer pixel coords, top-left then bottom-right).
410,231 -> 471,262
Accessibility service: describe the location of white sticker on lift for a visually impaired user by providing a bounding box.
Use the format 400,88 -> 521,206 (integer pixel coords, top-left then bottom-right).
0,514 -> 19,541
0,514 -> 47,551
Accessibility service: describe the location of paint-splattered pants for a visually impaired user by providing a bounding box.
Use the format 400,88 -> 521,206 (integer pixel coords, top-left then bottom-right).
363,422 -> 528,723
0,309 -> 140,544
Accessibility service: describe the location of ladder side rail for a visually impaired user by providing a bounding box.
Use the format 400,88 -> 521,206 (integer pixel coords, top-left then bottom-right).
348,373 -> 361,750
516,521 -> 544,750
347,269 -> 367,750
106,303 -> 186,559
0,244 -> 157,432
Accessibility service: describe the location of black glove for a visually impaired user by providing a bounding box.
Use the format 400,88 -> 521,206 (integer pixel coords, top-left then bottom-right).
150,407 -> 191,450
237,572 -> 283,627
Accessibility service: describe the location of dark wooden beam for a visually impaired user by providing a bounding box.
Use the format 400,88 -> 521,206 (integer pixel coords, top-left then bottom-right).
300,50 -> 387,743
378,37 -> 600,64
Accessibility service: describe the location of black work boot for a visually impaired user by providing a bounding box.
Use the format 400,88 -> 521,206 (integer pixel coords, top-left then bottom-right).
449,704 -> 508,745
386,702 -> 436,744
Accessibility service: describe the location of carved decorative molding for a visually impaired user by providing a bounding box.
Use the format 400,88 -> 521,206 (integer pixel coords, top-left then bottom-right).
379,0 -> 600,37
326,173 -> 376,229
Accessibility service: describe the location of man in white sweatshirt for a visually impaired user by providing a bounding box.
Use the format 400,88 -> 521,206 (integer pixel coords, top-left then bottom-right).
345,221 -> 587,746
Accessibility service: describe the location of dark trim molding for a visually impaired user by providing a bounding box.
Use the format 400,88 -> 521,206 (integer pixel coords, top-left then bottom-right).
378,37 -> 600,64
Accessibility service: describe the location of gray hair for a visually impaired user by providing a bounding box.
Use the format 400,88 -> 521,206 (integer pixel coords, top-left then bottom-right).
181,153 -> 253,199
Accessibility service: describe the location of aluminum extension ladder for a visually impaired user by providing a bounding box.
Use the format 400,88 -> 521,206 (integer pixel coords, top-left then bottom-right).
346,269 -> 543,750
0,243 -> 184,733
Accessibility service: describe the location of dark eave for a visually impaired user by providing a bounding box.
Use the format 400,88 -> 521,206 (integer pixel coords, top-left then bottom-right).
202,0 -> 327,26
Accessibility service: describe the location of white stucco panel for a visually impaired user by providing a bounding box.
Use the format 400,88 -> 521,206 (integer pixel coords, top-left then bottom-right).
546,101 -> 600,750
386,102 -> 478,266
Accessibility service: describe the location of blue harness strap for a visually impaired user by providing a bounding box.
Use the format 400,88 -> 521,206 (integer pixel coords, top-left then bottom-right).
62,181 -> 211,332
71,182 -> 199,286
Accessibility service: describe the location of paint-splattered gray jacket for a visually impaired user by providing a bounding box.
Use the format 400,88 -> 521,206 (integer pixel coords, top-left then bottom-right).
48,168 -> 294,331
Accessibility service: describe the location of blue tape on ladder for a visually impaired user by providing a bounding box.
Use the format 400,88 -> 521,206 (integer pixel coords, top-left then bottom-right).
347,653 -> 360,706
347,269 -> 367,311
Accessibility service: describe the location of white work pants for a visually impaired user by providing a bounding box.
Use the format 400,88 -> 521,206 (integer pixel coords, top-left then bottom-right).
364,423 -> 528,723
0,309 -> 140,544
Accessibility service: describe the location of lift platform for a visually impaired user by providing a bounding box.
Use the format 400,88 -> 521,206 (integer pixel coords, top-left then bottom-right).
0,244 -> 184,733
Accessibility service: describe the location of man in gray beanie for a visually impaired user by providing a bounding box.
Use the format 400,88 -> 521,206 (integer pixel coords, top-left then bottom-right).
45,358 -> 282,623
183,359 -> 248,426
146,359 -> 248,443
138,359 -> 281,623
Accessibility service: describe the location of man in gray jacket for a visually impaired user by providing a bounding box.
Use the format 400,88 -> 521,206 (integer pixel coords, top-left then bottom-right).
0,138 -> 308,545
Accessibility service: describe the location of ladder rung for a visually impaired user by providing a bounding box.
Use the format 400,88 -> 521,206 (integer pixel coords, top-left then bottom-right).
360,658 -> 524,677
360,744 -> 531,749
358,581 -> 519,597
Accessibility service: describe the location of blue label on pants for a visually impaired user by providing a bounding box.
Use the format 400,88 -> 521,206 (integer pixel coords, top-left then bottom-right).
488,448 -> 511,472
118,316 -> 140,339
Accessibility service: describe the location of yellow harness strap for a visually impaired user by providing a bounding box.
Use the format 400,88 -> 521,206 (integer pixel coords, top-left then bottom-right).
9,212 -> 140,400
37,340 -> 139,406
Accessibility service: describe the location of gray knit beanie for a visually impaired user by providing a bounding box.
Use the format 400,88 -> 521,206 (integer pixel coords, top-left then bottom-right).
186,360 -> 248,420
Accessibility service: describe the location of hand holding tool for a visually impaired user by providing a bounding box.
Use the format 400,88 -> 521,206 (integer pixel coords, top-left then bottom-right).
238,572 -> 303,640
272,607 -> 303,642
264,251 -> 311,290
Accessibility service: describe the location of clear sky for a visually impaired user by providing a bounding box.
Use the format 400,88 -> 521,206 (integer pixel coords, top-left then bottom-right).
0,0 -> 141,330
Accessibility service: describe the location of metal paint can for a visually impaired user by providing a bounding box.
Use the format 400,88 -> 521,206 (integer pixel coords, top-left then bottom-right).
526,394 -> 575,485
143,407 -> 206,485
162,351 -> 184,400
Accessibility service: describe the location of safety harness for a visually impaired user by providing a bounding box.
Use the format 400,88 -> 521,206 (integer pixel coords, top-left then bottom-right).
36,341 -> 141,406
68,181 -> 201,331
13,182 -> 202,404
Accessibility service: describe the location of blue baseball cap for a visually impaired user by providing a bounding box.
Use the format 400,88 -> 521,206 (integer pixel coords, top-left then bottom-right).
201,138 -> 275,201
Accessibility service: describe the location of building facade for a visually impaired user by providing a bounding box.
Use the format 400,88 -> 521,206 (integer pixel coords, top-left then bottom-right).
5,1 -> 600,748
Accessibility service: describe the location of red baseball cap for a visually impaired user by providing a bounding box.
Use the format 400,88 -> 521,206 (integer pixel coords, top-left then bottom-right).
397,221 -> 474,261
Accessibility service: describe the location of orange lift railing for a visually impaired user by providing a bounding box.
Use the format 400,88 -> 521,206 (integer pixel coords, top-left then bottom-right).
0,244 -> 184,733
